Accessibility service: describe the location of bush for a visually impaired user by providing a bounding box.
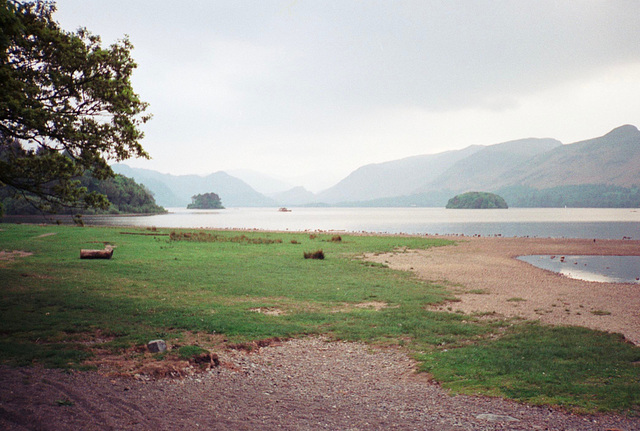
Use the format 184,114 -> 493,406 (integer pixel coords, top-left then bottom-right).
303,250 -> 325,260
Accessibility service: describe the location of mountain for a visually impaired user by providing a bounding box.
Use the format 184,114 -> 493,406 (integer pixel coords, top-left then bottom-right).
313,125 -> 640,207
269,186 -> 316,206
226,169 -> 294,194
111,165 -> 277,208
504,125 -> 640,188
315,145 -> 483,204
419,137 -> 562,193
113,125 -> 640,208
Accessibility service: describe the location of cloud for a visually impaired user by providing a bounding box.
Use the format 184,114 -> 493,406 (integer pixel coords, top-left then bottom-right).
53,0 -> 640,188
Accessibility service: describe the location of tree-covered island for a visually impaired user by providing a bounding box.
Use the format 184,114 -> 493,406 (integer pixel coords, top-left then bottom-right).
446,191 -> 508,209
187,192 -> 224,209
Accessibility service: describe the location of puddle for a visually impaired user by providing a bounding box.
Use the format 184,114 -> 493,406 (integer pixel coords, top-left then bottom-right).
517,255 -> 640,284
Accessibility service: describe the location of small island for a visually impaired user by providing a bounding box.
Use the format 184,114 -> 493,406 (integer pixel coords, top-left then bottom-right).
446,191 -> 508,209
187,192 -> 224,209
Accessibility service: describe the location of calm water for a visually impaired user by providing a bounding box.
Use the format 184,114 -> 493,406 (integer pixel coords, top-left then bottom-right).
518,255 -> 640,284
73,207 -> 640,240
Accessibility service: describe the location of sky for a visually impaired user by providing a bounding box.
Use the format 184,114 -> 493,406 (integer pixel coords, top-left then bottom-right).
53,0 -> 640,192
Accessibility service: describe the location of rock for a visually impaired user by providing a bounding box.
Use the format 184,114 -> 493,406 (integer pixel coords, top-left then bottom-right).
476,413 -> 519,422
147,339 -> 167,353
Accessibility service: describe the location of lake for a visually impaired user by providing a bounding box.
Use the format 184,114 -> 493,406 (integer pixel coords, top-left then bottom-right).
518,255 -> 640,284
73,207 -> 640,240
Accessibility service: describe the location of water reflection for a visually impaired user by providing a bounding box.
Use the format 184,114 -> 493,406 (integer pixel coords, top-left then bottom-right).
518,255 -> 640,284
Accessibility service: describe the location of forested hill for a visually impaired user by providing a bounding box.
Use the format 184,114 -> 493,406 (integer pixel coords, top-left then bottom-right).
0,173 -> 165,215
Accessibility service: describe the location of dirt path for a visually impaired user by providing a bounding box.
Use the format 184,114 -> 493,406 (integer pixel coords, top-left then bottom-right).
2,338 -> 638,430
367,236 -> 640,345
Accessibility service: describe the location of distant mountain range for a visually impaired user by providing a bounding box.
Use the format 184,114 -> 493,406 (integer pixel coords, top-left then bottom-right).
115,125 -> 640,208
112,165 -> 277,207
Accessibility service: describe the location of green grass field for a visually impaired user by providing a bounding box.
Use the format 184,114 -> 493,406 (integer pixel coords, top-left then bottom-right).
0,224 -> 638,414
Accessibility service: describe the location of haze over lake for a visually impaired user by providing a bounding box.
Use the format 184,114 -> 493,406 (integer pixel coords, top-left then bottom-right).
82,207 -> 640,240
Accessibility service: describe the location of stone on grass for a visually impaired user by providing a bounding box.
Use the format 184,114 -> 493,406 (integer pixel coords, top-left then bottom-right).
147,339 -> 167,353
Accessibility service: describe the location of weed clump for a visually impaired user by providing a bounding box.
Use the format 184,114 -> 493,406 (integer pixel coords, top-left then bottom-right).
170,231 -> 282,244
304,250 -> 325,260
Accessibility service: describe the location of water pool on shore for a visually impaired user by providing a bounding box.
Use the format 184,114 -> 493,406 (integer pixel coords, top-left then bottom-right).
518,255 -> 640,284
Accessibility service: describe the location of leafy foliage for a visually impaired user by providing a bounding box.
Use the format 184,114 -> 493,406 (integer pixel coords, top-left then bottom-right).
0,1 -> 150,213
446,192 -> 508,209
187,192 -> 224,209
0,172 -> 165,215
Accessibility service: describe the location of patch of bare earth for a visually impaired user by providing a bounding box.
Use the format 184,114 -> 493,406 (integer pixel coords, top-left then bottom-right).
250,307 -> 286,316
0,250 -> 33,261
366,236 -> 640,345
2,338 -> 638,430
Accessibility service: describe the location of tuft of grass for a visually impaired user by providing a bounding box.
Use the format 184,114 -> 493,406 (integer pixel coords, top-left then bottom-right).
466,289 -> 489,294
303,250 -> 325,260
176,345 -> 208,360
591,310 -> 612,316
507,297 -> 527,302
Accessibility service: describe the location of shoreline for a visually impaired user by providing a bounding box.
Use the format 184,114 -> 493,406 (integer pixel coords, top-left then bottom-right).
367,235 -> 640,345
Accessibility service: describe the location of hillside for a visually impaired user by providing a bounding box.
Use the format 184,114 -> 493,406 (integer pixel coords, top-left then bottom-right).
421,138 -> 562,192
112,165 -> 277,208
269,186 -> 316,206
112,125 -> 640,208
504,125 -> 640,188
315,146 -> 483,204
317,125 -> 640,207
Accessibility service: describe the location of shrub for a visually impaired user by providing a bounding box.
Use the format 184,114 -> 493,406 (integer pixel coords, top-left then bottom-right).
303,250 -> 325,260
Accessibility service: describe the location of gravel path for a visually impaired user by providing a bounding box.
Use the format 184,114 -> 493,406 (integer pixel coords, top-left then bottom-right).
2,338 -> 638,430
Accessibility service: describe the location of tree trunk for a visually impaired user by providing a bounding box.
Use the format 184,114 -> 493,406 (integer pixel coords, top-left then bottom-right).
80,246 -> 113,259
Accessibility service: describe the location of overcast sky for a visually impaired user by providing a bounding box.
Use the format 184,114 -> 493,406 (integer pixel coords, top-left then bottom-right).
53,0 -> 640,192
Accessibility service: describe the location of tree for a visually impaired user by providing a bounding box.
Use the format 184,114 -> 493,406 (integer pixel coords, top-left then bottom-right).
0,0 -> 150,213
187,193 -> 224,209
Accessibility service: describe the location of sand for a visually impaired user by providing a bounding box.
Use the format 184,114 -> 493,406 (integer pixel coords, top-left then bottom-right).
366,236 -> 640,345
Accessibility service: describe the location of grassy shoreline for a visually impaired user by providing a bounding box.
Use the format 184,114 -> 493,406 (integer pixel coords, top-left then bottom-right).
0,224 -> 638,414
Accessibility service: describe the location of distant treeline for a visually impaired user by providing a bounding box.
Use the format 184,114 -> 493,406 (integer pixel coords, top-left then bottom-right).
499,184 -> 640,208
1,173 -> 166,215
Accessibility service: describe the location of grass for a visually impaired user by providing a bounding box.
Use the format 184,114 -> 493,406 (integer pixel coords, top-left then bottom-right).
507,297 -> 527,302
0,224 -> 638,414
591,309 -> 612,316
